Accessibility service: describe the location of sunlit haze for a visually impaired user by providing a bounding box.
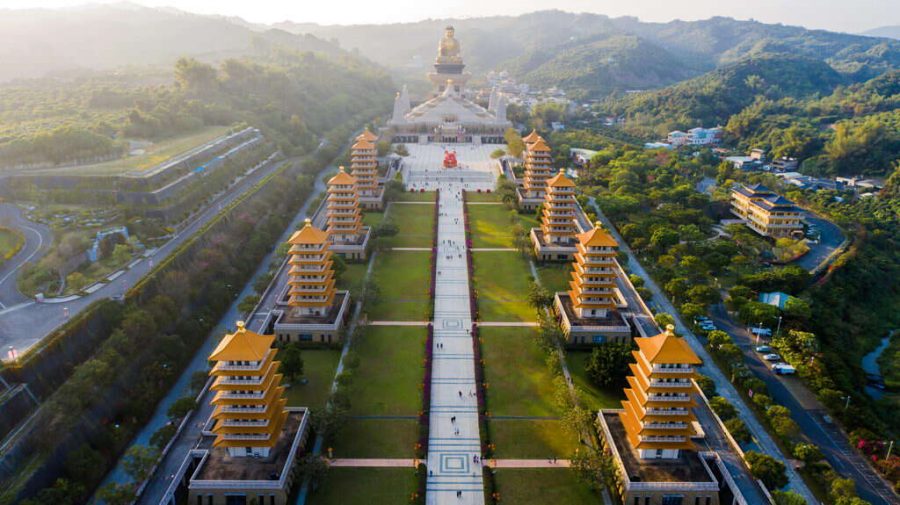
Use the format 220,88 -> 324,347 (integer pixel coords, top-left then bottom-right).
1,0 -> 897,32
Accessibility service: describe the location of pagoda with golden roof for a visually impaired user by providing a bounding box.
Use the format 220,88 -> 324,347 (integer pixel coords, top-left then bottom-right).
540,168 -> 578,246
326,166 -> 363,244
209,321 -> 287,457
522,135 -> 553,201
287,219 -> 336,317
568,222 -> 619,318
351,129 -> 381,208
620,324 -> 702,459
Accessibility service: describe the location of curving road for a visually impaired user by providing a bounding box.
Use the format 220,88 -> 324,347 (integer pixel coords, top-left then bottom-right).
0,155 -> 286,358
0,203 -> 53,308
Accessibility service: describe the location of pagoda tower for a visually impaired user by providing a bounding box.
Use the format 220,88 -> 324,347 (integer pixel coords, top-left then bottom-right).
287,219 -> 336,317
620,324 -> 702,459
540,168 -> 578,245
568,222 -> 619,318
326,166 -> 362,244
522,136 -> 553,199
209,321 -> 287,457
522,129 -> 541,145
351,131 -> 378,199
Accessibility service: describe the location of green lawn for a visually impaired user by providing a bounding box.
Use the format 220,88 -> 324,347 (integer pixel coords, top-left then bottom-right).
395,191 -> 436,202
492,468 -> 601,504
472,251 -> 536,322
366,251 -> 431,320
467,204 -> 539,249
0,227 -> 24,263
489,419 -> 580,458
466,192 -> 501,202
565,351 -> 624,412
283,349 -> 341,410
337,262 -> 369,299
536,262 -> 571,294
348,326 -> 425,415
331,418 -> 418,458
363,210 -> 386,228
307,467 -> 418,505
482,327 -> 558,416
382,202 -> 435,248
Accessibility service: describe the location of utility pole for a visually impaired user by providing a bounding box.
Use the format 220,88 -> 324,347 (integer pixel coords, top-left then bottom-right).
887,440 -> 894,460
775,316 -> 782,338
844,395 -> 851,412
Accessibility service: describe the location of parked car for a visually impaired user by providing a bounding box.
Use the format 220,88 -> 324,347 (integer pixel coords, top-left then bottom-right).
694,316 -> 711,323
750,327 -> 772,338
763,353 -> 782,362
772,363 -> 796,375
755,345 -> 772,353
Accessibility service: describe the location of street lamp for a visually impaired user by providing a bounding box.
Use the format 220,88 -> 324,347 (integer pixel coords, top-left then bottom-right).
775,316 -> 783,338
843,395 -> 851,412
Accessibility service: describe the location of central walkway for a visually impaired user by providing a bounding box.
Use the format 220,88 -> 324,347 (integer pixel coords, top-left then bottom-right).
426,183 -> 485,505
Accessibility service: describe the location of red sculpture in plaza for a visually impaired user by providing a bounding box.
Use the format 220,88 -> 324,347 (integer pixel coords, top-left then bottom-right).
443,150 -> 458,168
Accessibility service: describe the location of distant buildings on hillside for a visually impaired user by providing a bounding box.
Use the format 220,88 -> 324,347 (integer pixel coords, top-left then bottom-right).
730,183 -> 804,238
667,127 -> 723,147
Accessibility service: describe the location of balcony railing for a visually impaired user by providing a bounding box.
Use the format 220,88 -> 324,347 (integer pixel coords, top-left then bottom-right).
218,406 -> 266,413
215,361 -> 264,372
652,365 -> 693,373
650,380 -> 693,388
217,391 -> 265,400
647,395 -> 691,402
216,376 -> 265,386
643,422 -> 688,430
221,433 -> 271,440
645,409 -> 688,416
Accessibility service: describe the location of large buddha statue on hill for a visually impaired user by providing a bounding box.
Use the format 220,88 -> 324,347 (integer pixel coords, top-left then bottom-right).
437,25 -> 462,64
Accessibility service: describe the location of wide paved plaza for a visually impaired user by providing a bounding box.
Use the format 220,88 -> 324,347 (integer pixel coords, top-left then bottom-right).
403,144 -> 498,192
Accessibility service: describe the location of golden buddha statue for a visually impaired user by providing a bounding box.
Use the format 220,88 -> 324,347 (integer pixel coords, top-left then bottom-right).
437,25 -> 462,64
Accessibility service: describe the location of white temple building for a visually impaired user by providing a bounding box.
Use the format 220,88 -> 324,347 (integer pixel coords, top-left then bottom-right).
388,26 -> 510,145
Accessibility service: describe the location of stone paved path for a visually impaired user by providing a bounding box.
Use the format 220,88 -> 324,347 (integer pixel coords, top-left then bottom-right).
426,185 -> 485,505
327,458 -> 570,468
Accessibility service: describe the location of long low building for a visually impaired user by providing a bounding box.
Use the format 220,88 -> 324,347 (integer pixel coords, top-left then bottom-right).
730,183 -> 804,238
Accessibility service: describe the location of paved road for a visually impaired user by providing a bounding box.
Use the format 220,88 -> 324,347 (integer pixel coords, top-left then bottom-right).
0,155 -> 286,358
0,204 -> 52,308
795,214 -> 844,272
588,197 -> 818,504
709,304 -> 898,505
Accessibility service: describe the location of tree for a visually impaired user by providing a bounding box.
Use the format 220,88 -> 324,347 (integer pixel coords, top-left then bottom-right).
280,343 -> 304,382
585,343 -> 632,388
504,128 -> 525,158
527,282 -> 553,309
150,423 -> 178,449
746,450 -> 788,489
21,478 -> 85,505
122,444 -> 158,483
724,417 -> 751,443
654,312 -> 675,329
695,374 -> 716,397
706,330 -> 731,351
793,443 -> 823,465
112,243 -> 132,265
66,271 -> 88,292
709,396 -> 737,420
772,490 -> 807,505
167,396 -> 197,421
650,227 -> 679,252
571,449 -> 619,493
97,482 -> 134,505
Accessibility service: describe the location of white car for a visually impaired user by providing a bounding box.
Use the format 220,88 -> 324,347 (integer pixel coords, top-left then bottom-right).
755,345 -> 772,353
763,353 -> 782,362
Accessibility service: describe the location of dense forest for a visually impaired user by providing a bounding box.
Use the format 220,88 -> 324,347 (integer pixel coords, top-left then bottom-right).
0,33 -> 392,170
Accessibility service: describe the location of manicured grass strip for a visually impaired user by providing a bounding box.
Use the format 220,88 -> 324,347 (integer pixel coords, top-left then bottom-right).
0,227 -> 24,264
465,192 -> 500,202
490,419 -> 580,459
337,262 -> 369,299
396,191 -> 436,202
536,262 -> 571,294
481,327 -> 558,416
331,419 -> 418,458
467,204 -> 539,249
366,251 -> 431,321
565,351 -> 624,412
307,467 -> 418,505
385,202 -> 435,248
348,326 -> 425,415
492,468 -> 601,504
472,251 -> 536,322
283,349 -> 341,410
363,210 -> 386,228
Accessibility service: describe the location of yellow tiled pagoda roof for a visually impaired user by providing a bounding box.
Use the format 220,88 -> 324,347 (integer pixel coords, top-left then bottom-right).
528,138 -> 551,152
636,325 -> 702,365
578,223 -> 618,247
357,129 -> 377,142
547,169 -> 575,188
523,129 -> 541,144
209,321 -> 274,362
352,138 -> 375,150
328,166 -> 357,185
289,219 -> 328,245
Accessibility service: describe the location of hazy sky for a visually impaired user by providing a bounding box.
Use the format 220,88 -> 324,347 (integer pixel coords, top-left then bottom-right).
1,0 -> 898,33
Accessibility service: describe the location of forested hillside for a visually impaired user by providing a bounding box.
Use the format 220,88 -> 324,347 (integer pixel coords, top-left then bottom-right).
282,11 -> 899,97
0,44 -> 393,169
